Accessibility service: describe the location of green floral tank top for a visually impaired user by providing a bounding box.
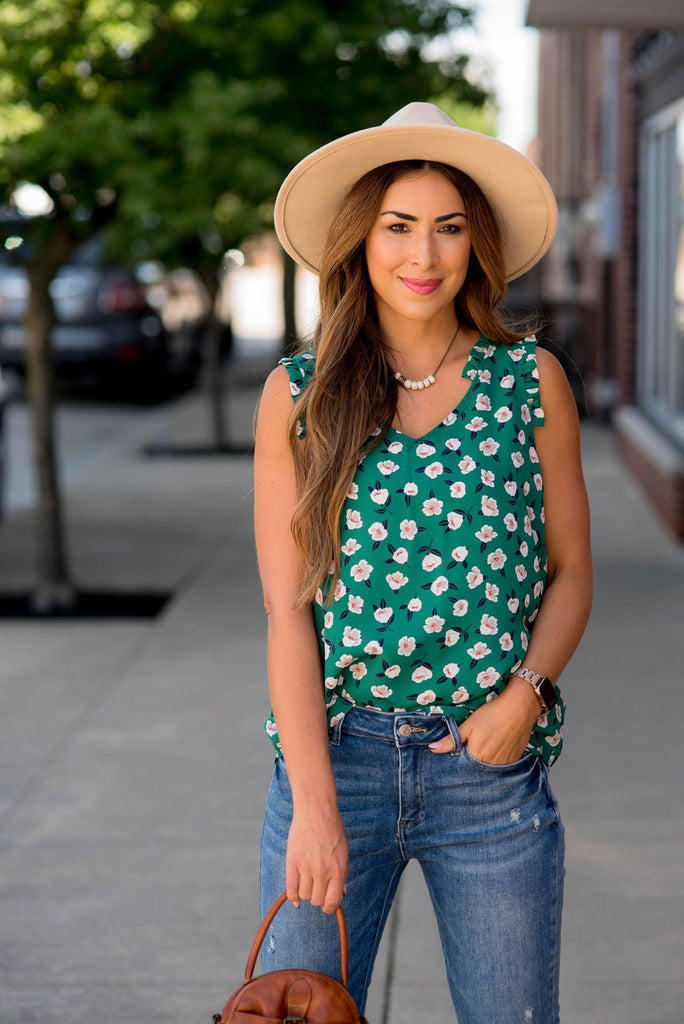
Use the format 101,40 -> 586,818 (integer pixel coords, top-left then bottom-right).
265,336 -> 565,766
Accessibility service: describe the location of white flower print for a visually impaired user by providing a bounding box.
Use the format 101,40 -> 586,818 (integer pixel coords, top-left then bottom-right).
444,628 -> 460,646
341,538 -> 361,558
400,519 -> 418,540
422,552 -> 442,572
547,731 -> 561,748
478,369 -> 491,383
521,405 -> 531,424
342,626 -> 362,647
347,482 -> 359,499
451,545 -> 468,562
479,613 -> 498,635
424,614 -> 445,634
534,473 -> 543,491
364,640 -> 383,655
504,480 -> 517,496
385,665 -> 401,678
450,481 -> 467,498
475,524 -> 497,543
416,687 -> 436,703
444,437 -> 461,452
529,445 -> 540,464
324,610 -> 334,629
475,393 -> 492,411
333,579 -> 347,601
368,522 -> 388,542
447,511 -> 464,530
521,631 -> 529,651
350,662 -> 367,680
476,667 -> 501,688
458,455 -> 477,474
374,605 -> 394,623
393,547 -> 409,564
443,411 -> 458,427
335,653 -> 355,668
480,469 -> 495,487
479,437 -> 500,457
398,636 -> 417,657
425,461 -> 444,479
511,451 -> 524,469
430,575 -> 450,596
404,482 -> 419,497
370,488 -> 389,505
481,495 -> 499,517
413,667 -> 433,685
422,497 -> 443,516
453,599 -> 469,617
346,509 -> 363,529
371,684 -> 393,699
407,597 -> 423,612
416,442 -> 436,458
519,540 -> 529,557
485,582 -> 499,602
487,547 -> 507,571
378,460 -> 400,476
350,559 -> 373,582
443,663 -> 460,678
500,374 -> 514,388
495,405 -> 513,422
515,564 -> 528,582
467,641 -> 491,660
289,382 -> 300,396
451,686 -> 470,704
325,676 -> 339,690
295,421 -> 304,438
347,595 -> 364,615
266,719 -> 278,736
507,597 -> 519,614
386,571 -> 409,591
508,347 -> 526,362
499,632 -> 513,651
533,580 -> 544,599
466,566 -> 484,588
503,512 -> 517,532
387,440 -> 403,454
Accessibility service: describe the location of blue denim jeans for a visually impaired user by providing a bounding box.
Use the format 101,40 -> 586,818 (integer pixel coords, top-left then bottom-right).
260,706 -> 565,1024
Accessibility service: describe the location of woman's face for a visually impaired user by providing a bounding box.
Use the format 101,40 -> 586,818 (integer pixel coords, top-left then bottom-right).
365,169 -> 472,333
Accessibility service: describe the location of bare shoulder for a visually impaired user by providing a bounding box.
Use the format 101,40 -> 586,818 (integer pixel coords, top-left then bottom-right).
535,347 -> 578,426
255,365 -> 293,453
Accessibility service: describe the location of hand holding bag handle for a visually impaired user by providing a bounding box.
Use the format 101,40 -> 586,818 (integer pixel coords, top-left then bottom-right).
244,891 -> 349,986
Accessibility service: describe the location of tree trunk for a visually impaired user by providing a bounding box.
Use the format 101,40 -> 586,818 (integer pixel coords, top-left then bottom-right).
282,251 -> 298,357
203,309 -> 229,448
25,253 -> 75,612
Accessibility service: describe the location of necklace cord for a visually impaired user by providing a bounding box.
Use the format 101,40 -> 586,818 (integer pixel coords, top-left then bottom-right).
393,321 -> 462,391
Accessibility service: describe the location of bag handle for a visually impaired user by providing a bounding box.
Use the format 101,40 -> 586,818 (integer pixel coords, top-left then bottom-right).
244,892 -> 349,987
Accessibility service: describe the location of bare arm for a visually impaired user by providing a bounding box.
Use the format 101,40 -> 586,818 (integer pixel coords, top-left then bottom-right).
254,365 -> 348,912
432,348 -> 593,760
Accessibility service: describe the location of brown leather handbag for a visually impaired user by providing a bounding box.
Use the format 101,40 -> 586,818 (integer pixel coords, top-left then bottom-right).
212,891 -> 369,1024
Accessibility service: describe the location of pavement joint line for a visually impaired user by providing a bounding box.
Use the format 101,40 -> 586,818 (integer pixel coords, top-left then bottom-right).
0,623 -> 157,845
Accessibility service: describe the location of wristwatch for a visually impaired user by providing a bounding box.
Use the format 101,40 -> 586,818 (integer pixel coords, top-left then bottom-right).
514,667 -> 558,713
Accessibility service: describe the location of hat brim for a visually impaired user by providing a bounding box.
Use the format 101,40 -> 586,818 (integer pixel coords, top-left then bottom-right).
274,123 -> 557,283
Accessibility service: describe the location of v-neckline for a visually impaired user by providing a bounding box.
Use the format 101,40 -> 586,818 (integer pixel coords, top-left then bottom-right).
388,334 -> 486,442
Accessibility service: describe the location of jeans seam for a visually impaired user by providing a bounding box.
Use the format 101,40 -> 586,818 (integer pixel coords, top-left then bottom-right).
359,861 -> 405,1007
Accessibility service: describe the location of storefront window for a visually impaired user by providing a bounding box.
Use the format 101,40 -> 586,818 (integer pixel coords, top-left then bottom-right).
639,102 -> 684,446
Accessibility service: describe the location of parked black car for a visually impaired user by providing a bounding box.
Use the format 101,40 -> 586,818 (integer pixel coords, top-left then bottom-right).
0,236 -> 206,397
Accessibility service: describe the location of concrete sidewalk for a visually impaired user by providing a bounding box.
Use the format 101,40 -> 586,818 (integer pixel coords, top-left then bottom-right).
0,378 -> 682,1024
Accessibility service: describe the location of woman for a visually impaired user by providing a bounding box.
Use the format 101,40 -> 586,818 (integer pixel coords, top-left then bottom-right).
254,103 -> 592,1024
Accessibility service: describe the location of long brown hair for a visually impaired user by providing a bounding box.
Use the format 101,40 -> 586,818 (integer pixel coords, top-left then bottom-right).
289,160 -> 529,606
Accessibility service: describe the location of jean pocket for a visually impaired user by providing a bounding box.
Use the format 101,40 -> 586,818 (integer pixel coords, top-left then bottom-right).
461,745 -> 538,773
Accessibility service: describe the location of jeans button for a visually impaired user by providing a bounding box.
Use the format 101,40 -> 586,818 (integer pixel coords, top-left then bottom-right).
398,724 -> 412,736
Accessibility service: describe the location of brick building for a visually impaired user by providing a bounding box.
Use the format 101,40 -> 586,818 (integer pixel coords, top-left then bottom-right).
526,1 -> 684,540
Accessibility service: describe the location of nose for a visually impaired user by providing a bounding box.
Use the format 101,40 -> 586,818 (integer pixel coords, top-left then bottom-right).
409,230 -> 437,268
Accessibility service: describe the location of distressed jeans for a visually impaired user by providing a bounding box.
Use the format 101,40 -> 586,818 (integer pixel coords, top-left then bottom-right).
260,705 -> 565,1024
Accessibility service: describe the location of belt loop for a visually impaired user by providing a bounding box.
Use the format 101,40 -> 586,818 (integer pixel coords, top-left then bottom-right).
329,713 -> 344,746
443,716 -> 463,756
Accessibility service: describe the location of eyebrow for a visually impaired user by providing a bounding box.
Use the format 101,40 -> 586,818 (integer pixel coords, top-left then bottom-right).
380,210 -> 467,223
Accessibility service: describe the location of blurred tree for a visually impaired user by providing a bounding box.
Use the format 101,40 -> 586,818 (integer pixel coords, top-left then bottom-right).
0,0 -> 488,611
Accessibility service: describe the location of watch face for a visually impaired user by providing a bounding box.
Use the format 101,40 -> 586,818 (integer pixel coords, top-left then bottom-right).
539,676 -> 557,709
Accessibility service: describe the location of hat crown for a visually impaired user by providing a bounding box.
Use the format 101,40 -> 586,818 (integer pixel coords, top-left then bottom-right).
382,102 -> 458,130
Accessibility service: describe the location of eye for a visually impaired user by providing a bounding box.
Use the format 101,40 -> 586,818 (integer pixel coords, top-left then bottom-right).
438,223 -> 464,234
387,222 -> 410,233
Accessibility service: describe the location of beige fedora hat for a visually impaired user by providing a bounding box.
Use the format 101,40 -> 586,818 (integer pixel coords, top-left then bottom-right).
274,102 -> 557,283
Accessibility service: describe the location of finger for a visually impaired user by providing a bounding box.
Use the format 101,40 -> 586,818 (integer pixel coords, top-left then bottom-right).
285,861 -> 301,908
428,733 -> 455,754
321,875 -> 346,915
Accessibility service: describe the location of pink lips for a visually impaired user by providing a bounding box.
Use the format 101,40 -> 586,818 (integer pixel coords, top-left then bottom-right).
400,277 -> 442,295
